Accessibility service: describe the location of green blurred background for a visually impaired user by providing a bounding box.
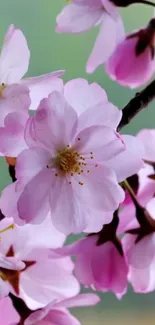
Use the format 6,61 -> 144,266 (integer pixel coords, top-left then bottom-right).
0,0 -> 155,324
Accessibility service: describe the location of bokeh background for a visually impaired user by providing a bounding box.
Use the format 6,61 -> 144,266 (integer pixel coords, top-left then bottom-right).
0,1 -> 155,324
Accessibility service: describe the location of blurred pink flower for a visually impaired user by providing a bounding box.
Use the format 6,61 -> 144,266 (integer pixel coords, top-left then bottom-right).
56,0 -> 125,73
0,218 -> 79,309
25,293 -> 100,325
106,19 -> 155,88
0,296 -> 20,324
53,235 -> 128,299
0,24 -> 64,110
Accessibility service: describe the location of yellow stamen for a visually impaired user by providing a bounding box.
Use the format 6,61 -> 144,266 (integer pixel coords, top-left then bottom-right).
0,83 -> 6,97
0,224 -> 15,234
53,148 -> 81,174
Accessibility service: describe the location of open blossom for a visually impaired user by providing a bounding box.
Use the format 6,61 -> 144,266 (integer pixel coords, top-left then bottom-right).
0,297 -> 20,324
0,218 -> 79,309
25,293 -> 100,325
0,24 -> 64,111
1,79 -> 145,234
53,232 -> 128,299
106,18 -> 155,88
56,0 -> 125,73
7,90 -> 126,234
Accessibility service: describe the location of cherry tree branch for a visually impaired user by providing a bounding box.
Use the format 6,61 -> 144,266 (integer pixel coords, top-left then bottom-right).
118,78 -> 155,131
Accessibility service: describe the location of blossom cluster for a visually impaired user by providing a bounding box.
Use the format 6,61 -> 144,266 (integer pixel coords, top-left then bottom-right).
1,0 -> 155,323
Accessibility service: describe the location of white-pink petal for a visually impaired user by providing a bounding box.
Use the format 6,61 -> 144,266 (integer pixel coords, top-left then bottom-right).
64,78 -> 107,115
21,72 -> 64,110
107,135 -> 145,182
56,4 -> 103,34
0,24 -> 30,84
86,14 -> 118,73
17,169 -> 51,223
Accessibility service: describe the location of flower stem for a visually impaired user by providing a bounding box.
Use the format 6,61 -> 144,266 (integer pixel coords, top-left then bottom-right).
118,79 -> 155,131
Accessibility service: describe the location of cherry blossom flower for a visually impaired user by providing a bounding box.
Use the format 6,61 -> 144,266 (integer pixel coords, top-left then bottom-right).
106,18 -> 155,88
0,24 -> 64,111
56,0 -> 125,73
0,296 -> 20,324
118,129 -> 155,293
12,90 -> 126,234
55,236 -> 128,298
25,293 -> 100,325
0,218 -> 79,309
0,80 -> 145,234
119,129 -> 155,233
123,197 -> 155,293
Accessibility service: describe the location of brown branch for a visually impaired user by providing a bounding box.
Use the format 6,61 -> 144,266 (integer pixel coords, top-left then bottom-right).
118,79 -> 155,131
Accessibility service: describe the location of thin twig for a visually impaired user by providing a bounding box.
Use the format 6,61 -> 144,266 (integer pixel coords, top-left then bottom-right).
118,79 -> 155,131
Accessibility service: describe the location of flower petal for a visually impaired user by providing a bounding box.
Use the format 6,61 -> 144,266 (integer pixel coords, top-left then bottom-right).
20,257 -> 80,309
17,169 -> 51,223
137,129 -> 155,161
74,125 -> 125,161
77,102 -> 122,132
0,297 -> 20,323
56,4 -> 103,33
55,293 -> 100,309
16,147 -> 51,186
49,176 -> 88,234
107,135 -> 145,182
22,72 -> 64,110
32,91 -> 78,152
86,14 -> 117,73
73,165 -> 125,212
0,111 -> 28,157
0,84 -> 30,127
64,78 -> 107,116
0,182 -> 24,225
0,24 -> 30,84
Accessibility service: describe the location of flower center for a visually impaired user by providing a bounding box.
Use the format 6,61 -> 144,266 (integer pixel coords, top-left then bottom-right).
54,147 -> 81,174
0,83 -> 6,97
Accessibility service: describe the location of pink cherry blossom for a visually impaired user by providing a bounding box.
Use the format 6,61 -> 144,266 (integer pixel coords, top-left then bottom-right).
123,197 -> 155,293
0,24 -> 64,110
0,80 -> 145,233
53,235 -> 128,299
0,296 -> 20,324
25,293 -> 100,325
0,218 -> 79,309
56,1 -> 125,73
119,128 -> 155,293
106,19 -> 155,88
119,129 -> 155,233
11,90 -> 126,234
